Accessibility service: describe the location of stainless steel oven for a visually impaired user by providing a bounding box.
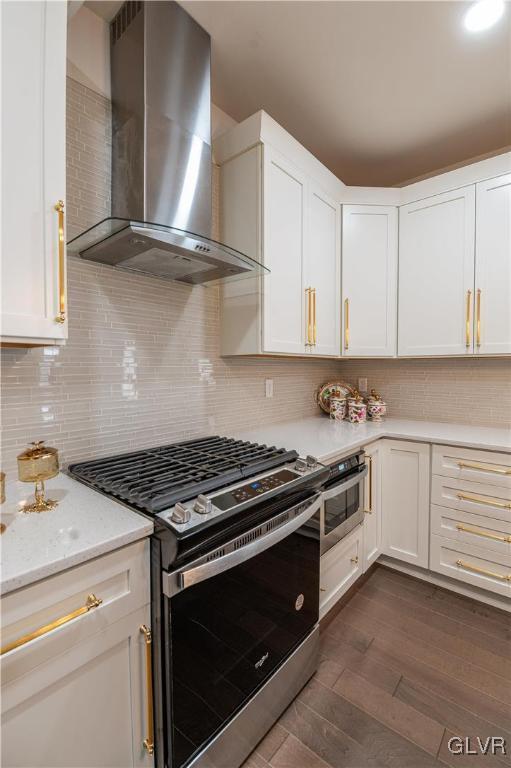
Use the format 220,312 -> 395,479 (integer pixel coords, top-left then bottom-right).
318,451 -> 368,554
156,488 -> 324,768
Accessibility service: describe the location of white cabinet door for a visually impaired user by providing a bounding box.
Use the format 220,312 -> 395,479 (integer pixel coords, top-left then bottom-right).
362,443 -> 382,570
305,184 -> 340,356
262,146 -> 305,354
398,187 -> 475,356
1,1 -> 67,345
1,605 -> 153,768
381,440 -> 430,567
342,205 -> 397,357
475,174 -> 511,355
320,525 -> 363,619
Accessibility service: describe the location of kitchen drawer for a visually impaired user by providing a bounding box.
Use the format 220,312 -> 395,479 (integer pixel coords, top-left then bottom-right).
1,540 -> 150,678
320,525 -> 363,619
432,445 -> 511,489
431,475 -> 511,523
430,534 -> 511,597
431,503 -> 511,557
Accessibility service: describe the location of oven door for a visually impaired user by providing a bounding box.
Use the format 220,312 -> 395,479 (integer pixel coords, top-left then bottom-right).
321,464 -> 368,554
161,492 -> 321,768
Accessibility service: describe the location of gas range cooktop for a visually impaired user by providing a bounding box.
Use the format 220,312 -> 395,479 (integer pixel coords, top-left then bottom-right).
69,436 -> 326,537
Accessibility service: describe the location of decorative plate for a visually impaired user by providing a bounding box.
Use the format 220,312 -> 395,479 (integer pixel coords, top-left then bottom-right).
316,381 -> 356,414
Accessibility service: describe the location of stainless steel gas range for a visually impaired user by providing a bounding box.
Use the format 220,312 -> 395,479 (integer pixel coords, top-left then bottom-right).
69,436 -> 328,768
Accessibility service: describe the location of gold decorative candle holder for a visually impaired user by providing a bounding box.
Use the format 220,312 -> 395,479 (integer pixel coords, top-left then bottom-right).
17,442 -> 59,513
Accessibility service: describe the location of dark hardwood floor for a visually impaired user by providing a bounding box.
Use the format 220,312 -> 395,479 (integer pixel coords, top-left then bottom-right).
242,565 -> 511,768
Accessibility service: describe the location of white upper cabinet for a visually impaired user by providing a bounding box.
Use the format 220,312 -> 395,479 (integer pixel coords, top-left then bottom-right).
305,184 -> 340,356
398,187 -> 475,356
341,205 -> 397,357
218,114 -> 342,357
1,1 -> 67,346
474,174 -> 511,355
263,147 -> 306,354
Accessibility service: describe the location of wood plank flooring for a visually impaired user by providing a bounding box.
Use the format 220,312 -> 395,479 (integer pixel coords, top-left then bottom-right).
242,565 -> 511,768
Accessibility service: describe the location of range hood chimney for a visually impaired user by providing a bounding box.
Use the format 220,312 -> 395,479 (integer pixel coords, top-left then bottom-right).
67,1 -> 265,284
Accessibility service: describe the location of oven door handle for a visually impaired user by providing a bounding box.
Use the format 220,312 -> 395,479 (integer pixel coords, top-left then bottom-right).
162,493 -> 322,597
322,463 -> 368,501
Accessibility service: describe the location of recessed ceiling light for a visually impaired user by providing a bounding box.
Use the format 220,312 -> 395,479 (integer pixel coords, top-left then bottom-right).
464,0 -> 505,32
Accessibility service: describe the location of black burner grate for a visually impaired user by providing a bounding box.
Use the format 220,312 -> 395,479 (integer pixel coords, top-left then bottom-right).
69,436 -> 298,513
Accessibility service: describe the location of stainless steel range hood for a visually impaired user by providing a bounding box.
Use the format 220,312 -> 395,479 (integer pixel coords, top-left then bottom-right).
67,1 -> 266,284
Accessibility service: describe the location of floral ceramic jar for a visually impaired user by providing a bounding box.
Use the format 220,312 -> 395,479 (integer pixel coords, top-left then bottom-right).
330,397 -> 347,421
347,392 -> 367,424
366,389 -> 387,421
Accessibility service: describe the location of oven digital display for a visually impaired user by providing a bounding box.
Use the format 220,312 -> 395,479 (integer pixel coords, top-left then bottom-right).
213,469 -> 299,511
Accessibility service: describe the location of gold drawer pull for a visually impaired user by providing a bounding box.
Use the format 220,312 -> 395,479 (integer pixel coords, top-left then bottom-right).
140,625 -> 154,756
456,523 -> 511,544
457,491 -> 511,510
456,559 -> 511,582
0,593 -> 102,656
54,200 -> 66,324
305,287 -> 312,346
457,459 -> 511,476
344,298 -> 350,351
350,556 -> 359,565
320,587 -> 326,592
476,288 -> 481,347
364,454 -> 373,514
312,288 -> 317,346
465,289 -> 472,348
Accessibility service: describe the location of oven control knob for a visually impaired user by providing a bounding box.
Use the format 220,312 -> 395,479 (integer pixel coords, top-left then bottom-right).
295,458 -> 308,472
171,503 -> 191,524
306,455 -> 318,469
194,494 -> 212,515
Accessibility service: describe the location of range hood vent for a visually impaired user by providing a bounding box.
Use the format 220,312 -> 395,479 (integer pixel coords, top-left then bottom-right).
67,1 -> 267,285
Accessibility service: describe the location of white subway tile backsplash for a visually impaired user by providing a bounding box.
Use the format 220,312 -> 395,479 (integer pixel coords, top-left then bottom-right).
1,77 -> 510,476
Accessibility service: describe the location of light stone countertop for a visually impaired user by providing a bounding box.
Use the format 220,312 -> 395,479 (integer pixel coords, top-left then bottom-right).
235,416 -> 511,463
0,473 -> 153,596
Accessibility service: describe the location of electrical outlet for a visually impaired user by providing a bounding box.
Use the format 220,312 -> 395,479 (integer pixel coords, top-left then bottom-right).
358,378 -> 368,393
265,379 -> 274,398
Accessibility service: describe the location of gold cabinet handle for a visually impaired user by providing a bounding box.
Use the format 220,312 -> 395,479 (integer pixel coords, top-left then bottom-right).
456,491 -> 511,510
0,593 -> 102,656
465,289 -> 472,348
140,625 -> 154,756
344,298 -> 349,351
312,287 -> 317,346
457,459 -> 511,476
320,587 -> 326,592
455,523 -> 511,544
364,454 -> 373,514
305,287 -> 312,346
476,288 -> 481,347
350,556 -> 359,565
456,559 -> 511,582
54,200 -> 66,324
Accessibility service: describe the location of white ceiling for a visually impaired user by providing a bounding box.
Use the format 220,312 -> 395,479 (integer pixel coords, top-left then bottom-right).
180,0 -> 511,185
84,0 -> 511,186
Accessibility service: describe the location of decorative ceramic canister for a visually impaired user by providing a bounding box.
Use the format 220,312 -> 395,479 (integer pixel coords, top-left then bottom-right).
366,389 -> 387,421
17,441 -> 59,513
330,396 -> 346,421
348,392 -> 367,424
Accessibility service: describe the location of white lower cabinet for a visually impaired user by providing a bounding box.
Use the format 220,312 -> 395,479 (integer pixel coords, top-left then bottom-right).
1,542 -> 153,768
381,440 -> 430,567
362,443 -> 382,569
319,525 -> 363,619
430,535 -> 511,598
